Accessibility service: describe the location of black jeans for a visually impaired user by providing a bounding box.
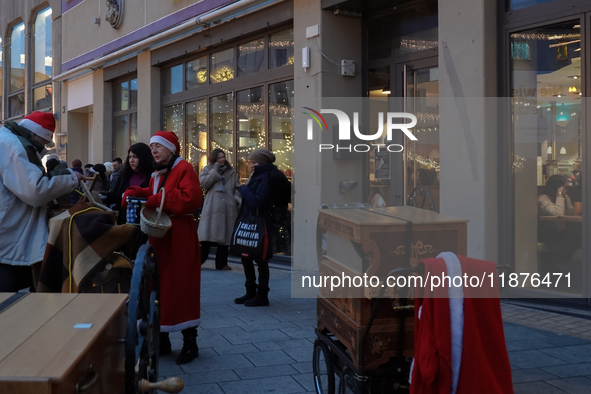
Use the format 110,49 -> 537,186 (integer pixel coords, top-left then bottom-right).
200,242 -> 229,270
241,256 -> 270,292
0,263 -> 34,292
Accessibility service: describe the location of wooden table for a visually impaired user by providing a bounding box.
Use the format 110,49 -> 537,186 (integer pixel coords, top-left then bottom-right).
0,293 -> 127,394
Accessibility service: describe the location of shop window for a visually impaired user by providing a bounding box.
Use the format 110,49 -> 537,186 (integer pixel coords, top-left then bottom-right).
9,22 -> 25,117
186,99 -> 208,172
509,0 -> 557,11
210,48 -> 234,84
209,93 -> 234,164
186,57 -> 207,90
367,1 -> 438,61
237,87 -> 265,181
164,64 -> 183,95
510,20 -> 582,295
33,86 -> 52,110
163,103 -> 184,157
268,80 -> 294,181
238,38 -> 265,76
112,77 -> 138,159
32,7 -> 53,111
269,29 -> 294,69
33,7 -> 52,84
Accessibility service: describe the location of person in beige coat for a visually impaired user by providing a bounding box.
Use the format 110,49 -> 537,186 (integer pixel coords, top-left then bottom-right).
198,149 -> 241,270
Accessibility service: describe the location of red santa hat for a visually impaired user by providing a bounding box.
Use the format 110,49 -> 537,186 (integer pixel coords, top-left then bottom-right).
19,111 -> 56,142
150,131 -> 180,154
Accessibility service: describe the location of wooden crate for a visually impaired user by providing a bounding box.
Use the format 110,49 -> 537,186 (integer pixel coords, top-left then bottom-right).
317,206 -> 468,370
0,293 -> 127,394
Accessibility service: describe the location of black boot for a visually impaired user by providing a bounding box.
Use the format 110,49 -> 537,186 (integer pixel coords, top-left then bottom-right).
244,287 -> 269,307
234,284 -> 257,304
160,332 -> 172,355
175,327 -> 199,365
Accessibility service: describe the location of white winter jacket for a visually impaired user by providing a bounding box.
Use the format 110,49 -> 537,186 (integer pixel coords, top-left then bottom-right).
0,125 -> 79,266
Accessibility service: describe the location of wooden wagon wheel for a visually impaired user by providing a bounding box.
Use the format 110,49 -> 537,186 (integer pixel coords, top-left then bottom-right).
125,244 -> 183,394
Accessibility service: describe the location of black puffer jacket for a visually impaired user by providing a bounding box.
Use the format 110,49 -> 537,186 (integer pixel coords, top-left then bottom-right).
238,163 -> 291,257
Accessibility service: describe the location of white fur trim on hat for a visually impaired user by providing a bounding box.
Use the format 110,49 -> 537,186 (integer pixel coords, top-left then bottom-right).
19,118 -> 54,142
150,135 -> 176,153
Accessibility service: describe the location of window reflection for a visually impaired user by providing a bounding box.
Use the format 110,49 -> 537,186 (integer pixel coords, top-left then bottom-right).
113,115 -> 129,160
269,29 -> 294,69
34,7 -> 52,84
9,94 -> 25,118
164,65 -> 183,94
237,87 -> 264,181
34,85 -> 52,110
238,38 -> 265,76
164,104 -> 185,157
210,93 -> 234,164
186,99 -> 208,172
511,20 -> 582,294
10,23 -> 25,92
268,81 -> 294,180
186,57 -> 207,90
210,49 -> 234,84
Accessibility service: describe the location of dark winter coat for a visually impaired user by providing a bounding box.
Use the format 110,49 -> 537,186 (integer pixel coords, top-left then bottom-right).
238,163 -> 291,258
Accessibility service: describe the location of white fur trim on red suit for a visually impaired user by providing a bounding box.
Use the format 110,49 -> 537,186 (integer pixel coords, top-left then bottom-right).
19,118 -> 53,142
150,135 -> 176,153
151,156 -> 183,194
160,318 -> 200,333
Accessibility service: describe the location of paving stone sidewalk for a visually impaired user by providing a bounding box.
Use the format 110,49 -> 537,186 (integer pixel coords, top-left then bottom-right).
159,264 -> 591,394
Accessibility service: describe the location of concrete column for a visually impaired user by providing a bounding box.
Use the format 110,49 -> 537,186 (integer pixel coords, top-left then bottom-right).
292,0 -> 363,272
293,0 -> 323,273
438,0 -> 498,261
137,50 -> 160,142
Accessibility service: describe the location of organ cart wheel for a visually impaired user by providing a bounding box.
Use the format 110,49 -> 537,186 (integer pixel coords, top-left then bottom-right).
125,244 -> 183,394
313,339 -> 336,394
339,368 -> 360,394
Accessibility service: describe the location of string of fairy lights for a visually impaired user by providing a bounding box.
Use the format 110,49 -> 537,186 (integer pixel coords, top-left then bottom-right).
407,152 -> 440,172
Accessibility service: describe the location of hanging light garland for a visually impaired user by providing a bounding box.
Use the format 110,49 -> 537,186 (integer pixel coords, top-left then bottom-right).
512,154 -> 526,171
407,152 -> 440,172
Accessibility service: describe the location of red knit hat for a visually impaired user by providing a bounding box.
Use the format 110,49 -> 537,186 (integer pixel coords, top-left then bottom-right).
19,111 -> 56,142
150,131 -> 180,154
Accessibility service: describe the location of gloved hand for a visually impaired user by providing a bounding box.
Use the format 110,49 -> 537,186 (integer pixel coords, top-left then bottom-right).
145,193 -> 163,210
121,188 -> 138,209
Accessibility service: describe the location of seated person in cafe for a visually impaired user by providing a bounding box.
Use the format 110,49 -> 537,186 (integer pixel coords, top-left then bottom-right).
538,174 -> 580,253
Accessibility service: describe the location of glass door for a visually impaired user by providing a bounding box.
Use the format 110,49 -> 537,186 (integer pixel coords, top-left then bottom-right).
510,18 -> 585,297
393,57 -> 440,211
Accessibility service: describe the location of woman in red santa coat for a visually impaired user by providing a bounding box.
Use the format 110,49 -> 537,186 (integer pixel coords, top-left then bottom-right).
122,130 -> 202,365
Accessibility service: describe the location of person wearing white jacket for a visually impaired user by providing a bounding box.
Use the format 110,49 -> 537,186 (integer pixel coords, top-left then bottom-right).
0,111 -> 84,291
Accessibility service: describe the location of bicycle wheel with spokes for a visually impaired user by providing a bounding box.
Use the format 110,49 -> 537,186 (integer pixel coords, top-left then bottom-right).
313,339 -> 335,394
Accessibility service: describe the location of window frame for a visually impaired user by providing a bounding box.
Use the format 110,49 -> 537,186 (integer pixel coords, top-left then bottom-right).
6,20 -> 26,120
160,26 -> 294,172
31,5 -> 53,112
112,74 -> 139,159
